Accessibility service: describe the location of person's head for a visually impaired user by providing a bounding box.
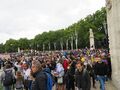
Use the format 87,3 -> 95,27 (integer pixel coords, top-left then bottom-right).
5,64 -> 11,69
16,71 -> 22,76
41,63 -> 46,68
76,61 -> 84,71
23,63 -> 29,70
31,60 -> 42,73
97,57 -> 102,63
58,59 -> 63,64
16,71 -> 23,80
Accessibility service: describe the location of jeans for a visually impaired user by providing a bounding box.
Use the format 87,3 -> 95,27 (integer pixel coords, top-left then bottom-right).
97,76 -> 106,90
4,86 -> 12,90
24,80 -> 32,90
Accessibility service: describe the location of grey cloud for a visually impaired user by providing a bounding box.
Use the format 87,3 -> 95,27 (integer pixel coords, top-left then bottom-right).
0,0 -> 105,43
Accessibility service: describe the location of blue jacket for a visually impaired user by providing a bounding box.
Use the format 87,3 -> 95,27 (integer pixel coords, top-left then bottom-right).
32,71 -> 47,90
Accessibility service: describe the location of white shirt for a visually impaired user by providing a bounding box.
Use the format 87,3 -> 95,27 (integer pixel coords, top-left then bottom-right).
23,68 -> 31,80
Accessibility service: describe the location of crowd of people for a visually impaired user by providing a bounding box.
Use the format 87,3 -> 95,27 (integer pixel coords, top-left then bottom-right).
0,48 -> 112,90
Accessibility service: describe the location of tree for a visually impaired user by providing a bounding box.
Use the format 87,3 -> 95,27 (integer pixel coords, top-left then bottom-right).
5,39 -> 18,52
18,38 -> 30,50
0,43 -> 5,53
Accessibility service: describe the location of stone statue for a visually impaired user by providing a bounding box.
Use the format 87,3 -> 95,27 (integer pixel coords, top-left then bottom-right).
106,0 -> 112,11
89,28 -> 95,49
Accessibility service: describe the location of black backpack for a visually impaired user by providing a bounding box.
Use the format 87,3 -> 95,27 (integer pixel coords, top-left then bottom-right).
3,70 -> 16,86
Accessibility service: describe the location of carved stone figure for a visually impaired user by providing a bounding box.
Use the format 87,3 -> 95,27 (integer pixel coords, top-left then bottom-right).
106,0 -> 112,11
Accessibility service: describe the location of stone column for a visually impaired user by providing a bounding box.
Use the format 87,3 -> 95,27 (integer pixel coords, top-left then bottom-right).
106,0 -> 120,89
18,47 -> 20,53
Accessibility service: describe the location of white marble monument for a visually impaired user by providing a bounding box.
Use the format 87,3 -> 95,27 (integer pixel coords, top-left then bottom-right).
89,28 -> 95,49
106,0 -> 120,89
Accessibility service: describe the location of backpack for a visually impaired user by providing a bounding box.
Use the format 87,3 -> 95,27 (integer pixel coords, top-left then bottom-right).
44,72 -> 54,90
14,66 -> 18,72
3,70 -> 16,86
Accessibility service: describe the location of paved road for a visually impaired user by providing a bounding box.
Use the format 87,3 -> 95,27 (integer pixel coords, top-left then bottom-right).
52,81 -> 117,90
52,79 -> 117,90
91,80 -> 117,90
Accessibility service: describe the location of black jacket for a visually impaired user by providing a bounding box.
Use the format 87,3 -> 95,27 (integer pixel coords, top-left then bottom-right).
65,66 -> 75,89
32,71 -> 47,90
94,61 -> 108,76
75,69 -> 91,90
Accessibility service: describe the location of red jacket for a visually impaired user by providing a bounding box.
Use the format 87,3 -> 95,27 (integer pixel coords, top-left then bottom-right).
63,59 -> 68,71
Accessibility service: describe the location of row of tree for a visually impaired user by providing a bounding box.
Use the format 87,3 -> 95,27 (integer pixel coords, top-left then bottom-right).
0,7 -> 108,53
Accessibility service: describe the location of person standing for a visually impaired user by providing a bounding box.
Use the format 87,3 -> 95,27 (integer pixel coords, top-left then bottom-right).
0,64 -> 15,90
86,63 -> 96,88
22,63 -> 31,90
65,61 -> 76,90
15,71 -> 24,90
94,57 -> 108,90
31,60 -> 47,90
55,60 -> 65,90
75,61 -> 91,90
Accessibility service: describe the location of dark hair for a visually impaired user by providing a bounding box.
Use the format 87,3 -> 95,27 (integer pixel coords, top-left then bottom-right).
41,63 -> 46,68
5,64 -> 11,69
76,61 -> 84,66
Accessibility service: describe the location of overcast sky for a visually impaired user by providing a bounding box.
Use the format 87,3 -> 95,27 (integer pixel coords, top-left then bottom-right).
0,0 -> 105,44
